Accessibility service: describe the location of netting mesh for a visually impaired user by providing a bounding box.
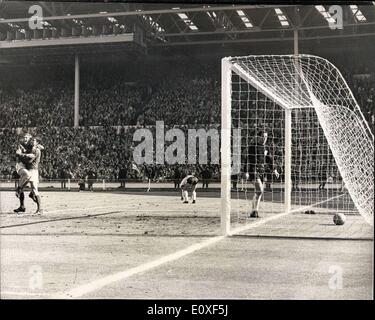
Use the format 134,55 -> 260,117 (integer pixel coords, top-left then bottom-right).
227,54 -> 374,227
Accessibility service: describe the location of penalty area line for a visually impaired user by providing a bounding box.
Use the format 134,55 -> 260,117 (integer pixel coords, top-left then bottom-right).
56,209 -> 289,299
54,235 -> 225,299
55,205 -> 295,299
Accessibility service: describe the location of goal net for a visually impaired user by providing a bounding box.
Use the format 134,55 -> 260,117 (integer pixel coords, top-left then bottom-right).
221,55 -> 374,237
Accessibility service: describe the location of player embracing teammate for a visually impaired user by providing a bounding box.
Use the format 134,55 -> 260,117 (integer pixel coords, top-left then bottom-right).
14,133 -> 44,215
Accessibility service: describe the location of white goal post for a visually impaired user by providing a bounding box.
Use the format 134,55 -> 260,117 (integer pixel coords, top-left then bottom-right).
221,55 -> 374,235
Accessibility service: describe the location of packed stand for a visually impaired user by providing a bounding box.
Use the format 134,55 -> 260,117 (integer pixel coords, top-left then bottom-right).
0,126 -> 221,183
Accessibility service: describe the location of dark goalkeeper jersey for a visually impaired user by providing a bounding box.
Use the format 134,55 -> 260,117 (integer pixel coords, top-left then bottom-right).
246,144 -> 278,181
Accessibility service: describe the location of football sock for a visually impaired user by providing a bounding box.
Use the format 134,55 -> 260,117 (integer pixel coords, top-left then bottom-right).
20,192 -> 25,208
192,191 -> 196,201
35,196 -> 42,211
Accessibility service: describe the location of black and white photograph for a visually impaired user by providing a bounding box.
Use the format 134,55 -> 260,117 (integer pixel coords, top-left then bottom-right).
0,0 -> 373,305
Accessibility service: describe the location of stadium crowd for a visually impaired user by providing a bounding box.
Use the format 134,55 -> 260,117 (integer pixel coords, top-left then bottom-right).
0,58 -> 373,182
139,72 -> 220,125
0,125 -> 221,183
1,60 -> 373,129
0,86 -> 74,127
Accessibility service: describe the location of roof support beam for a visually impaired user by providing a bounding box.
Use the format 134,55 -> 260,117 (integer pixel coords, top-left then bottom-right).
157,21 -> 375,37
259,9 -> 271,28
150,31 -> 375,46
0,5 -> 293,24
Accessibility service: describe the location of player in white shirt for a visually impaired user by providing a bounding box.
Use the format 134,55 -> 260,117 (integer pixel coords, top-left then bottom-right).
180,174 -> 199,204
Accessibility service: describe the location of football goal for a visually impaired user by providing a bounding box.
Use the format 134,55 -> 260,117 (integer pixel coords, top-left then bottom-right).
221,55 -> 374,236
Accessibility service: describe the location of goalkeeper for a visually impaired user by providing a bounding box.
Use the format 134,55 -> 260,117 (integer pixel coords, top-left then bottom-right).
246,133 -> 280,218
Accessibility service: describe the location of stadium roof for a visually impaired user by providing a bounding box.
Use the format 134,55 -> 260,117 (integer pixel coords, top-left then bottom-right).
0,1 -> 374,61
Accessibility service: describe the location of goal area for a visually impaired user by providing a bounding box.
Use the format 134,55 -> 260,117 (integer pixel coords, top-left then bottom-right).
221,55 -> 374,236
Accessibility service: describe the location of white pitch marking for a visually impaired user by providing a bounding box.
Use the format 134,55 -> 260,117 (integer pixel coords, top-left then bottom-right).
51,194 -> 349,298
55,235 -> 225,299
44,205 -> 127,214
54,205 -> 302,298
32,206 -> 217,215
0,205 -> 126,216
56,204 -> 294,298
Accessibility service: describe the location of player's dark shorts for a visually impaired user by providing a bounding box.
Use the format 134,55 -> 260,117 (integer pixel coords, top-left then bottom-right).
248,171 -> 265,184
266,172 -> 273,182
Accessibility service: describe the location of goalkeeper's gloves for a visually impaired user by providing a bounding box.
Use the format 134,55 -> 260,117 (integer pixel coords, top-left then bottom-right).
274,169 -> 280,179
263,132 -> 268,146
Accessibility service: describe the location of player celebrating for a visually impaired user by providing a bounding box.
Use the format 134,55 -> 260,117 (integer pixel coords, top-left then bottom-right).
14,135 -> 44,214
180,173 -> 199,204
246,132 -> 280,218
